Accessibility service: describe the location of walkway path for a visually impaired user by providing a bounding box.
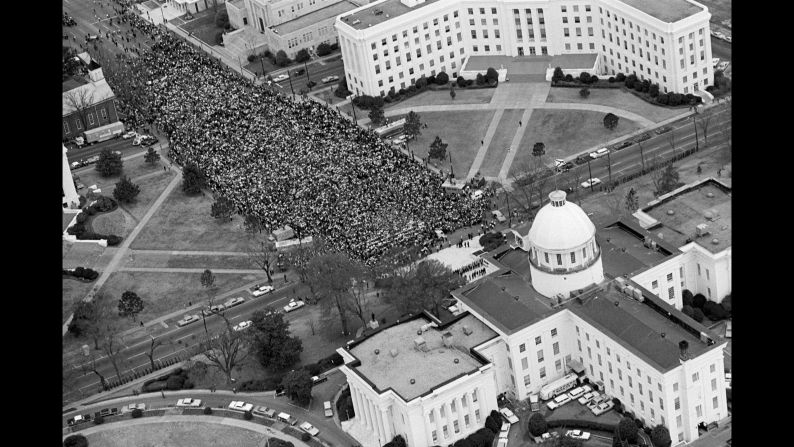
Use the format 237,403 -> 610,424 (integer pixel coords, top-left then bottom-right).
497,108 -> 535,182
466,109 -> 504,180
119,267 -> 264,274
542,102 -> 655,127
130,249 -> 249,256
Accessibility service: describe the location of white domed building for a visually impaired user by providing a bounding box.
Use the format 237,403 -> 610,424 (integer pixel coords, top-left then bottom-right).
513,190 -> 604,299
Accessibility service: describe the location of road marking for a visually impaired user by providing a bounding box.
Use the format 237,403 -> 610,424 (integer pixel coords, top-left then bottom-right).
127,351 -> 147,361
175,333 -> 195,343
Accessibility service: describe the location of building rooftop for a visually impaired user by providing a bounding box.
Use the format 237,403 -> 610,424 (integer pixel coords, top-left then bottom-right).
597,220 -> 676,277
637,178 -> 731,254
339,0 -> 444,31
567,285 -> 721,372
616,0 -> 704,23
62,78 -> 116,116
348,313 -> 497,401
274,0 -> 359,35
462,54 -> 598,75
62,77 -> 87,93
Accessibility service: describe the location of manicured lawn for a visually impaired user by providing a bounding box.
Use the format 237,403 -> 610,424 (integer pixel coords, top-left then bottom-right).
478,109 -> 524,177
63,279 -> 92,324
91,208 -> 136,239
385,87 -> 496,110
509,109 -> 643,176
545,87 -> 685,123
85,421 -> 267,447
76,154 -> 167,196
179,10 -> 224,47
121,171 -> 177,221
407,110 -> 496,180
131,186 -> 253,252
124,252 -> 255,270
244,56 -> 280,76
97,271 -> 264,332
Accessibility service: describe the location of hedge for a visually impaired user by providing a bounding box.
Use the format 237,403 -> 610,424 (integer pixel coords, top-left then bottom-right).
301,433 -> 311,442
547,419 -> 617,432
239,376 -> 282,392
204,406 -> 213,415
63,434 -> 89,447
131,408 -> 143,418
63,267 -> 99,281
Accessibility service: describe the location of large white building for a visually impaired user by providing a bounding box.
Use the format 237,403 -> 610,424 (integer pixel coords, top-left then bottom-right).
62,145 -> 80,209
334,0 -> 713,97
337,190 -> 728,447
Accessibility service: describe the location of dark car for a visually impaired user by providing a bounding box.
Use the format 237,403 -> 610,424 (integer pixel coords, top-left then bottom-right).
654,126 -> 672,135
306,80 -> 317,89
560,162 -> 575,172
574,155 -> 590,165
294,68 -> 306,76
614,140 -> 633,151
635,133 -> 652,142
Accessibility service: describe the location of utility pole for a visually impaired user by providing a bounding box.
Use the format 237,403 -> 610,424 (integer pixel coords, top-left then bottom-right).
351,96 -> 358,122
259,56 -> 266,78
606,151 -> 613,185
304,60 -> 310,83
504,185 -> 512,227
449,151 -> 454,179
587,158 -> 594,193
691,106 -> 700,151
287,70 -> 295,96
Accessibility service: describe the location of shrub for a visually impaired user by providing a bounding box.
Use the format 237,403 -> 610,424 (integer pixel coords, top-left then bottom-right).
270,439 -> 295,447
692,293 -> 706,309
416,76 -> 428,89
457,75 -> 467,87
579,72 -> 591,84
590,75 -> 599,84
466,79 -> 473,86
275,50 -> 291,67
485,67 -> 499,83
612,398 -> 623,413
564,74 -> 574,82
436,71 -> 449,85
306,363 -> 322,376
184,380 -> 194,389
682,290 -> 694,307
681,305 -> 695,319
76,213 -> 88,224
295,48 -> 310,63
244,410 -> 253,420
301,433 -> 311,441
316,42 -> 332,56
484,415 -> 500,434
215,11 -> 229,28
721,294 -> 731,313
656,93 -> 669,105
247,54 -> 255,62
131,408 -> 143,418
528,413 -> 547,436
635,418 -> 645,429
203,406 -> 213,415
475,73 -> 485,85
552,67 -> 565,83
703,301 -> 728,320
650,425 -> 672,447
63,434 -> 89,447
214,31 -> 224,45
691,308 -> 705,323
579,87 -> 590,98
106,235 -> 122,246
616,417 -> 639,444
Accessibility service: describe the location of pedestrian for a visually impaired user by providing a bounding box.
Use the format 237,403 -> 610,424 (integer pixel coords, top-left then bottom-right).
161,390 -> 165,398
519,120 -> 522,126
188,301 -> 192,306
140,321 -> 144,327
481,140 -> 484,145
284,274 -> 287,282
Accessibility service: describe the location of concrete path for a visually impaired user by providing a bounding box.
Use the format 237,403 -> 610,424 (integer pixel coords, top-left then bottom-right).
131,249 -> 249,256
466,109 -> 504,180
498,108 -> 535,182
118,267 -> 264,274
541,102 -> 655,127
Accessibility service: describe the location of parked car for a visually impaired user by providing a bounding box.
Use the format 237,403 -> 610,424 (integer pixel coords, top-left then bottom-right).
499,422 -> 511,439
122,130 -> 138,139
580,178 -> 602,189
253,406 -> 276,418
74,136 -> 85,147
283,299 -> 305,313
312,375 -> 328,386
121,403 -> 146,414
566,430 -> 591,441
252,285 -> 274,297
556,161 -> 574,172
277,411 -> 296,425
655,126 -> 672,135
499,407 -> 519,424
547,393 -> 572,410
567,386 -> 588,400
323,401 -> 333,417
177,314 -> 200,327
492,210 -> 507,223
578,391 -> 599,405
233,320 -> 253,332
591,401 -> 614,416
272,74 -> 289,82
322,75 -> 340,84
294,68 -> 306,76
299,421 -> 320,436
176,398 -> 202,407
74,176 -> 85,190
86,155 -> 100,164
614,140 -> 633,151
725,321 -> 732,338
574,155 -> 590,165
67,415 -> 87,426
589,147 -> 610,159
541,432 -> 560,442
86,34 -> 100,41
228,401 -> 254,412
224,297 -> 245,308
635,132 -> 652,142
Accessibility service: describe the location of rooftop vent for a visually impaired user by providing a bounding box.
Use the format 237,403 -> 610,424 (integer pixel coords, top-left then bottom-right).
442,332 -> 454,347
385,14 -> 390,18
374,349 -> 380,355
390,349 -> 399,358
667,209 -> 675,215
414,336 -> 427,351
454,358 -> 460,364
657,233 -> 664,240
661,332 -> 666,338
462,326 -> 473,336
417,329 -> 422,335
368,24 -> 372,27
706,192 -> 715,198
351,19 -> 361,25
711,238 -> 720,245
696,223 -> 710,237
614,301 -> 620,307
410,378 -> 415,384
679,340 -> 690,361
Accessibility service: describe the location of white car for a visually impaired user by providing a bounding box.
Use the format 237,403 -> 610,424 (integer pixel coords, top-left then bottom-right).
252,285 -> 275,297
566,430 -> 591,441
499,422 -> 511,439
74,136 -> 85,146
323,401 -> 333,417
176,398 -> 202,407
132,135 -> 145,146
233,320 -> 253,332
471,189 -> 484,200
121,403 -> 146,414
499,407 -> 519,424
299,421 -> 320,437
177,314 -> 200,327
272,74 -> 289,82
591,401 -> 614,416
224,297 -> 246,308
228,401 -> 254,412
122,131 -> 138,139
580,177 -> 602,189
578,391 -> 599,405
253,406 -> 276,418
590,147 -> 610,159
202,304 -> 226,316
492,210 -> 507,223
567,386 -> 587,400
321,75 -> 340,83
547,393 -> 572,410
283,299 -> 305,313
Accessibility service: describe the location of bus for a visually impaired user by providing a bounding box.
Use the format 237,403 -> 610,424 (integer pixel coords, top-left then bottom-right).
539,373 -> 579,400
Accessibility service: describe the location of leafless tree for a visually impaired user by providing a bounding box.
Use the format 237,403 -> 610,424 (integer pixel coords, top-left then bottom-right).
667,129 -> 677,156
79,351 -> 110,390
101,332 -> 127,381
63,88 -> 95,130
345,279 -> 372,325
246,235 -> 277,284
697,114 -> 712,147
145,336 -> 168,371
604,187 -> 625,218
201,317 -> 251,383
569,168 -> 584,206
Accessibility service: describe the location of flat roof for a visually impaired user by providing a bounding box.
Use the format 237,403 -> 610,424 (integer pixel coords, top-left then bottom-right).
617,0 -> 703,23
462,54 -> 598,75
274,1 -> 359,35
339,0 -> 444,31
349,314 -> 497,401
597,223 -> 674,277
641,178 -> 731,254
567,287 -> 718,371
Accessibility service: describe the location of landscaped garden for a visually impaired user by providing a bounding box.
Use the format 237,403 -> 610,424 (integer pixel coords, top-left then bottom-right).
546,86 -> 685,123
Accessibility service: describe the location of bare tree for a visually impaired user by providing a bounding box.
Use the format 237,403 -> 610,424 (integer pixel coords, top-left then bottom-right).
345,278 -> 372,325
604,187 -> 625,218
509,160 -> 538,216
667,129 -> 677,156
201,317 -> 251,383
79,351 -> 110,390
247,236 -> 277,284
697,114 -> 712,147
569,168 -> 584,206
101,332 -> 127,381
145,336 -> 167,371
63,88 -> 95,131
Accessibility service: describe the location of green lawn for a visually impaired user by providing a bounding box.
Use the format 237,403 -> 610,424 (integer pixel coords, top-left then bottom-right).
121,171 -> 176,220
509,109 -> 643,176
408,110 -> 496,180
179,10 -> 224,47
545,87 -> 685,123
85,421 -> 267,447
244,56 -> 280,76
479,109 -> 524,177
131,186 -> 253,252
63,279 -> 93,324
76,154 -> 166,195
97,271 -> 265,332
385,87 -> 495,110
124,253 -> 255,270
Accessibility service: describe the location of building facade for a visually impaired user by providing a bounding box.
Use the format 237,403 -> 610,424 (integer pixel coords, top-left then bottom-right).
334,0 -> 713,97
62,59 -> 120,141
62,145 -> 80,209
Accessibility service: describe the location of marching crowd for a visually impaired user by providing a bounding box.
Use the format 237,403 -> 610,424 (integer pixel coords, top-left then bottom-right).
114,14 -> 486,263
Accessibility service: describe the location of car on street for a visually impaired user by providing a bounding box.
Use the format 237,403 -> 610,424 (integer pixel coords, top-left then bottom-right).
492,210 -> 507,223
655,126 -> 672,135
580,178 -> 602,189
284,299 -> 305,313
253,406 -> 276,418
322,75 -> 340,83
86,34 -> 100,42
547,393 -> 572,410
591,401 -> 614,416
177,314 -> 200,327
73,136 -> 85,147
725,320 -> 732,338
86,155 -> 100,164
121,403 -> 146,414
70,160 -> 84,169
589,147 -> 610,159
224,297 -> 246,308
294,68 -> 306,76
278,411 -> 297,425
555,159 -> 574,172
176,398 -> 202,407
566,430 -> 591,441
233,320 -> 253,332
499,407 -> 519,424
574,155 -> 590,165
635,132 -> 652,142
578,391 -> 599,405
67,415 -> 87,426
272,74 -> 289,82
541,432 -> 560,442
228,401 -> 254,412
312,375 -> 328,386
300,421 -> 320,437
499,422 -> 511,439
202,304 -> 226,316
252,285 -> 275,297
323,401 -> 333,417
122,131 -> 138,139
613,140 -> 633,151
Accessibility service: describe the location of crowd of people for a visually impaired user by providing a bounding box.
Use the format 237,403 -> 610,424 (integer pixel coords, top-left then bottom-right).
111,12 -> 486,264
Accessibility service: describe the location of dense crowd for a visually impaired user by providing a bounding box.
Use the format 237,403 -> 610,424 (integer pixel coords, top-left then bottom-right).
114,12 -> 486,263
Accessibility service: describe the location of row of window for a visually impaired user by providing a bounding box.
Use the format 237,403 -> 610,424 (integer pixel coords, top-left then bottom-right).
428,391 -> 480,443
63,107 -> 110,135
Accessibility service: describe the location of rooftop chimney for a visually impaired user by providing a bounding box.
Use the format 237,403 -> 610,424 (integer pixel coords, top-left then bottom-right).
679,340 -> 689,361
442,332 -> 454,347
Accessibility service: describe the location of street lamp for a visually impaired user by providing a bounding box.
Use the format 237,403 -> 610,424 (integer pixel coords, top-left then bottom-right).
605,150 -> 613,185
638,141 -> 646,173
448,151 -> 454,180
304,60 -> 310,83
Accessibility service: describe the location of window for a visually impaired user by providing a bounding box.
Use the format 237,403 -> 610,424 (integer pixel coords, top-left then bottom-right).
524,374 -> 532,386
587,347 -> 592,359
659,398 -> 664,409
608,362 -> 612,373
431,430 -> 438,443
553,341 -> 559,355
63,120 -> 70,134
471,30 -> 477,39
475,409 -> 480,422
76,119 -> 82,130
472,391 -> 478,402
491,7 -> 496,14
521,357 -> 528,369
565,43 -> 571,51
556,254 -> 562,265
539,367 -> 546,378
571,252 -> 576,263
100,108 -> 108,120
713,396 -> 719,408
668,287 -> 675,300
442,426 -> 449,438
535,336 -> 542,345
537,350 -> 544,362
706,269 -> 710,280
88,113 -> 95,126
561,6 -> 567,12
674,397 -> 680,410
618,370 -> 622,380
564,28 -> 570,37
597,354 -> 602,366
520,343 -> 526,353
467,8 -> 473,14
651,280 -> 658,289
711,378 -> 717,391
577,340 -> 582,351
429,412 -> 435,423
483,30 -> 488,38
692,372 -> 699,382
698,264 -> 701,275
453,420 -> 460,433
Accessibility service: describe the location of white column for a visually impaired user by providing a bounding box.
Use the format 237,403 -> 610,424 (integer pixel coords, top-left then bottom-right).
467,390 -> 477,427
373,399 -> 385,444
365,396 -> 376,432
62,145 -> 79,208
380,407 -> 392,440
443,401 -> 454,440
425,411 -> 435,445
352,386 -> 365,424
456,396 -> 466,435
433,407 -> 444,443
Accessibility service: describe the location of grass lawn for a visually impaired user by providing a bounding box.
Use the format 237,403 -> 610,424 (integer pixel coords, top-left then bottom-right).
131,186 -> 253,252
63,279 -> 92,324
124,252 -> 255,270
97,271 -> 264,332
508,109 -> 643,177
120,171 -> 177,221
91,208 -> 136,239
77,154 -> 167,196
545,87 -> 685,123
85,421 -> 267,447
179,10 -> 224,47
244,56 -> 280,76
409,110 -> 496,180
385,87 -> 496,110
478,109 -> 524,177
